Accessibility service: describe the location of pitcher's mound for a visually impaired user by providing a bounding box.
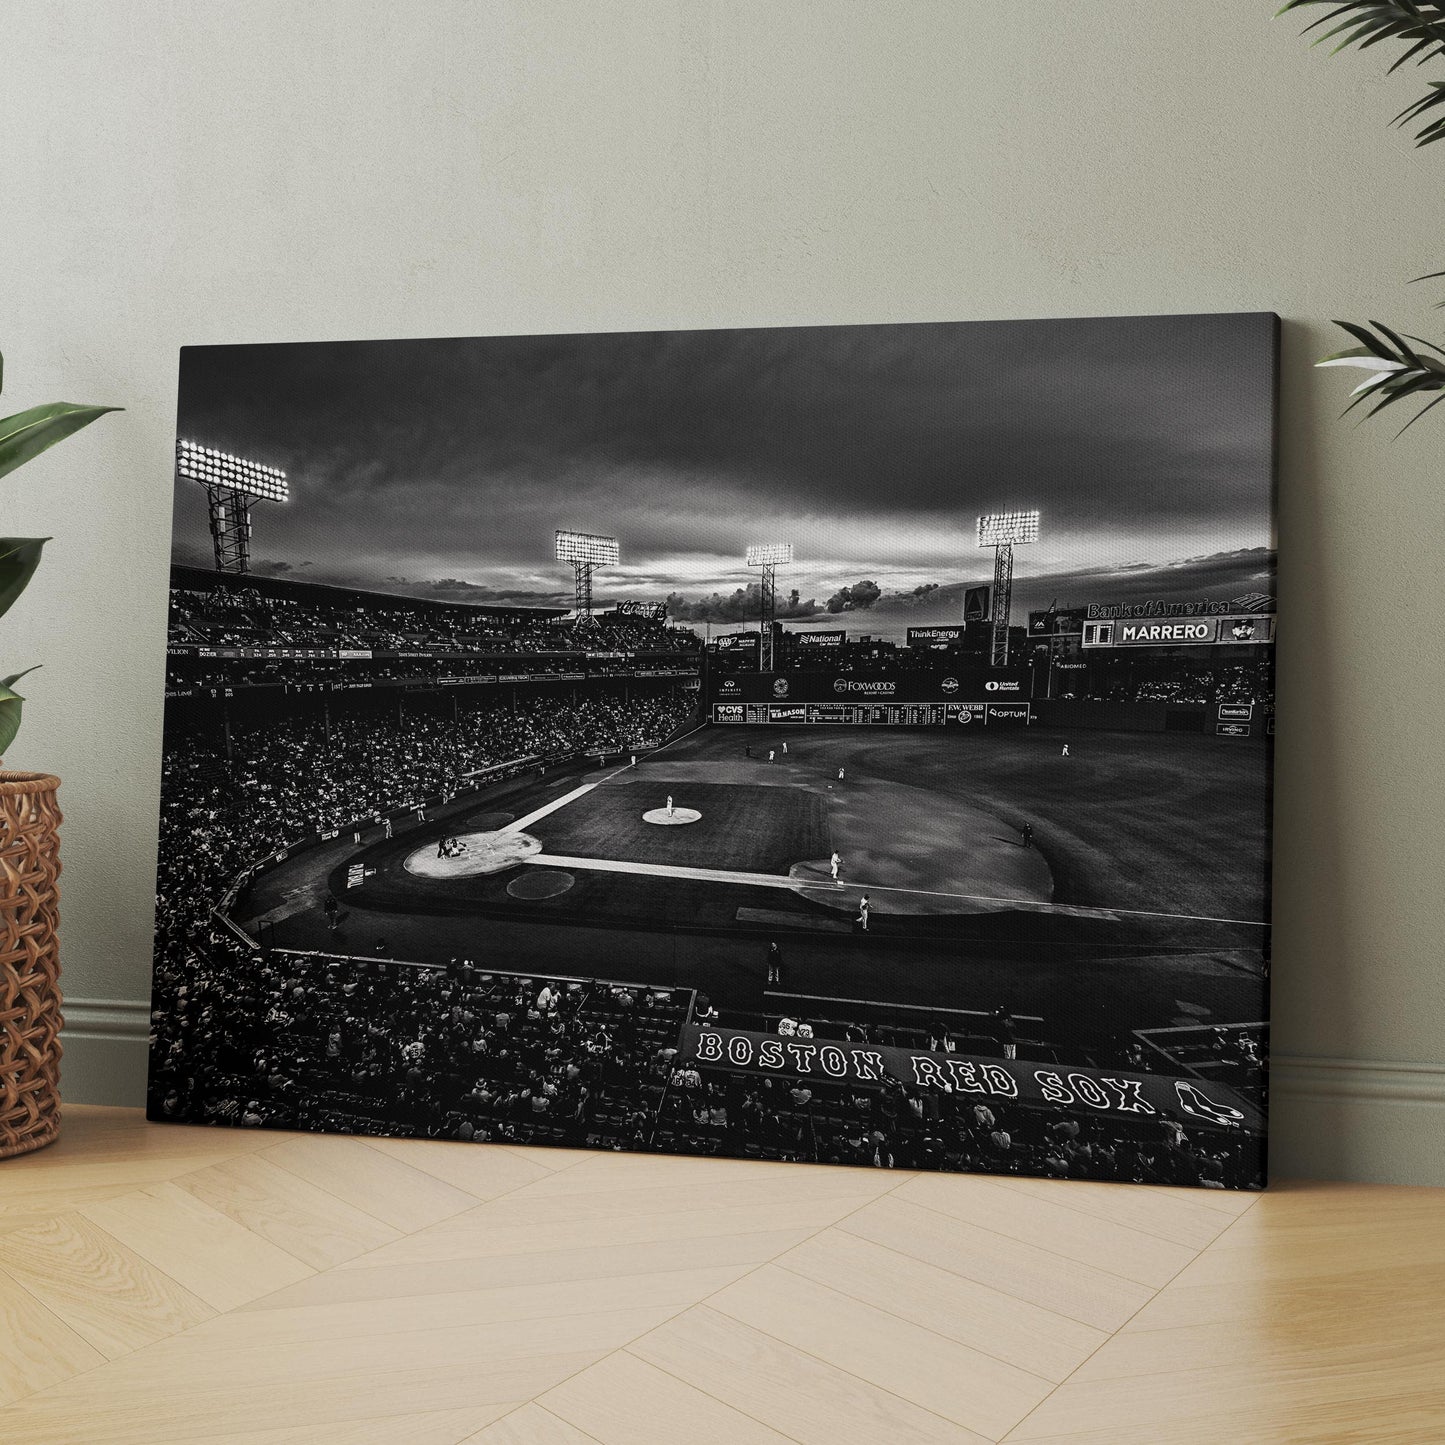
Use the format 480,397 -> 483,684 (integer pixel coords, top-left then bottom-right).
405,831 -> 542,877
642,807 -> 702,826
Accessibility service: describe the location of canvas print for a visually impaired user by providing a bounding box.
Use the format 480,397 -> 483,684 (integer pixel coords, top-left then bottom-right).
150,313 -> 1276,1190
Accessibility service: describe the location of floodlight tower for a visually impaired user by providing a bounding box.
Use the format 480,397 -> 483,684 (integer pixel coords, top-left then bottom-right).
976,510 -> 1040,667
176,440 -> 289,575
745,543 -> 793,671
555,529 -> 620,622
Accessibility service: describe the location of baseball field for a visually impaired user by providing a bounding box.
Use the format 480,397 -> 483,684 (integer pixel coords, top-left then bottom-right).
237,722 -> 1272,1035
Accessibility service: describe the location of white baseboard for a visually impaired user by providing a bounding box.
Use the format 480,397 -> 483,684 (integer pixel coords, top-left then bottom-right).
60,997 -> 150,1108
1272,1055 -> 1445,1105
52,1001 -> 1445,1186
1270,1055 -> 1445,1187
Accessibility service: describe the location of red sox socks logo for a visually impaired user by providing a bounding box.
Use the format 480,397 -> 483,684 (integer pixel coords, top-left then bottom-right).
1174,1080 -> 1247,1128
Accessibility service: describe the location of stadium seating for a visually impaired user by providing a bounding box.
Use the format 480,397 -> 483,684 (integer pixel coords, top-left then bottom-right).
169,581 -> 701,655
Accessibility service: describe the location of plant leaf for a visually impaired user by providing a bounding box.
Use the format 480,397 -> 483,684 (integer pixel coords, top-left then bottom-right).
1317,349 -> 1407,368
0,538 -> 48,623
1332,319 -> 1396,358
1401,330 -> 1445,358
0,401 -> 121,485
1318,319 -> 1445,431
0,678 -> 26,756
1280,1 -> 1445,143
1370,318 -> 1430,368
1395,389 -> 1445,433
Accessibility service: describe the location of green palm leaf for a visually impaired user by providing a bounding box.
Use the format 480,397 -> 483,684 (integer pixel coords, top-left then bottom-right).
1279,1 -> 1445,141
1317,319 -> 1445,431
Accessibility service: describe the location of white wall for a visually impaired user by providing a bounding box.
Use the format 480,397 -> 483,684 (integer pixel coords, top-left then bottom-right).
5,1 -> 1443,1183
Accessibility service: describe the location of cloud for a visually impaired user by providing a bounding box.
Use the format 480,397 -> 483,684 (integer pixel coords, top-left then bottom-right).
421,578 -> 572,607
665,583 -> 821,623
173,315 -> 1276,597
826,579 -> 882,614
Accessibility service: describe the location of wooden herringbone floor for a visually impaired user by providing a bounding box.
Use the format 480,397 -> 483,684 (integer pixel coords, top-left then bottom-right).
0,1108 -> 1442,1443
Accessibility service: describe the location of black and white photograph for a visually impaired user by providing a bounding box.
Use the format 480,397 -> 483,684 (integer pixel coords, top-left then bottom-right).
149,313 -> 1277,1191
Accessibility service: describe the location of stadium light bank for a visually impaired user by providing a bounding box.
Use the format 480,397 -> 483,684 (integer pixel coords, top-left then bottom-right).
177,439 -> 289,575
745,542 -> 793,672
556,529 -> 620,622
976,510 -> 1040,668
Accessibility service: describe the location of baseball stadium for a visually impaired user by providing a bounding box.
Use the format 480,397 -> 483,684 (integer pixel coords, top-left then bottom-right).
150,317 -> 1275,1189
152,524 -> 1272,1189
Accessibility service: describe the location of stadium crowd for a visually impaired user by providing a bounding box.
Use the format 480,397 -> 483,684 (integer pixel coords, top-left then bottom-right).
1099,661 -> 1276,706
662,1063 -> 1257,1187
169,582 -> 700,655
152,572 -> 1264,1190
159,688 -> 692,899
150,942 -> 689,1151
654,1000 -> 1265,1188
152,685 -> 694,1112
148,936 -> 1262,1191
167,655 -> 698,694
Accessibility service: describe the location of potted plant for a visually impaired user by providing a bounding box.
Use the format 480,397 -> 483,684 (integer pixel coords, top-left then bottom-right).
1281,1 -> 1445,425
1,349 -> 118,1157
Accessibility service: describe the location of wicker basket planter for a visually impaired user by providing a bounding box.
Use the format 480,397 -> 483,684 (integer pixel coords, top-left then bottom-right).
0,771 -> 63,1159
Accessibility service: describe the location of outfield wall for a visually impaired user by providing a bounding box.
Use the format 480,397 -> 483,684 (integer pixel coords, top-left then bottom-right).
707,667 -> 1030,707
1032,700 -> 1273,737
1033,700 -> 1178,732
705,692 -> 1270,735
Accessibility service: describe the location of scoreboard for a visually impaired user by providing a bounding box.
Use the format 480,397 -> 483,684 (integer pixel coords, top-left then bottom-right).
712,701 -> 1030,726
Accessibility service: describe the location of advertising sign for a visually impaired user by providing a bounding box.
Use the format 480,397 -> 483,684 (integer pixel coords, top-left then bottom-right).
1217,721 -> 1252,737
1118,620 -> 1217,646
715,632 -> 761,650
708,668 -> 1028,707
1083,611 -> 1275,649
1028,609 -> 1085,636
684,1026 -> 1261,1133
1220,614 -> 1276,645
908,625 -> 967,646
1085,620 -> 1218,647
793,630 -> 846,647
710,699 -> 1025,727
986,703 -> 1031,724
613,600 -> 668,621
963,587 -> 991,621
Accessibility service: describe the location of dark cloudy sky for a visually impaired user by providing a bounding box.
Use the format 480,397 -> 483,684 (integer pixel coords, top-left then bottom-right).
172,313 -> 1277,638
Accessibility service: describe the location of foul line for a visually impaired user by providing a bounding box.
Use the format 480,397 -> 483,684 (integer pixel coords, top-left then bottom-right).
521,852 -> 1267,927
524,853 -> 799,889
503,783 -> 597,834
497,724 -> 709,830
